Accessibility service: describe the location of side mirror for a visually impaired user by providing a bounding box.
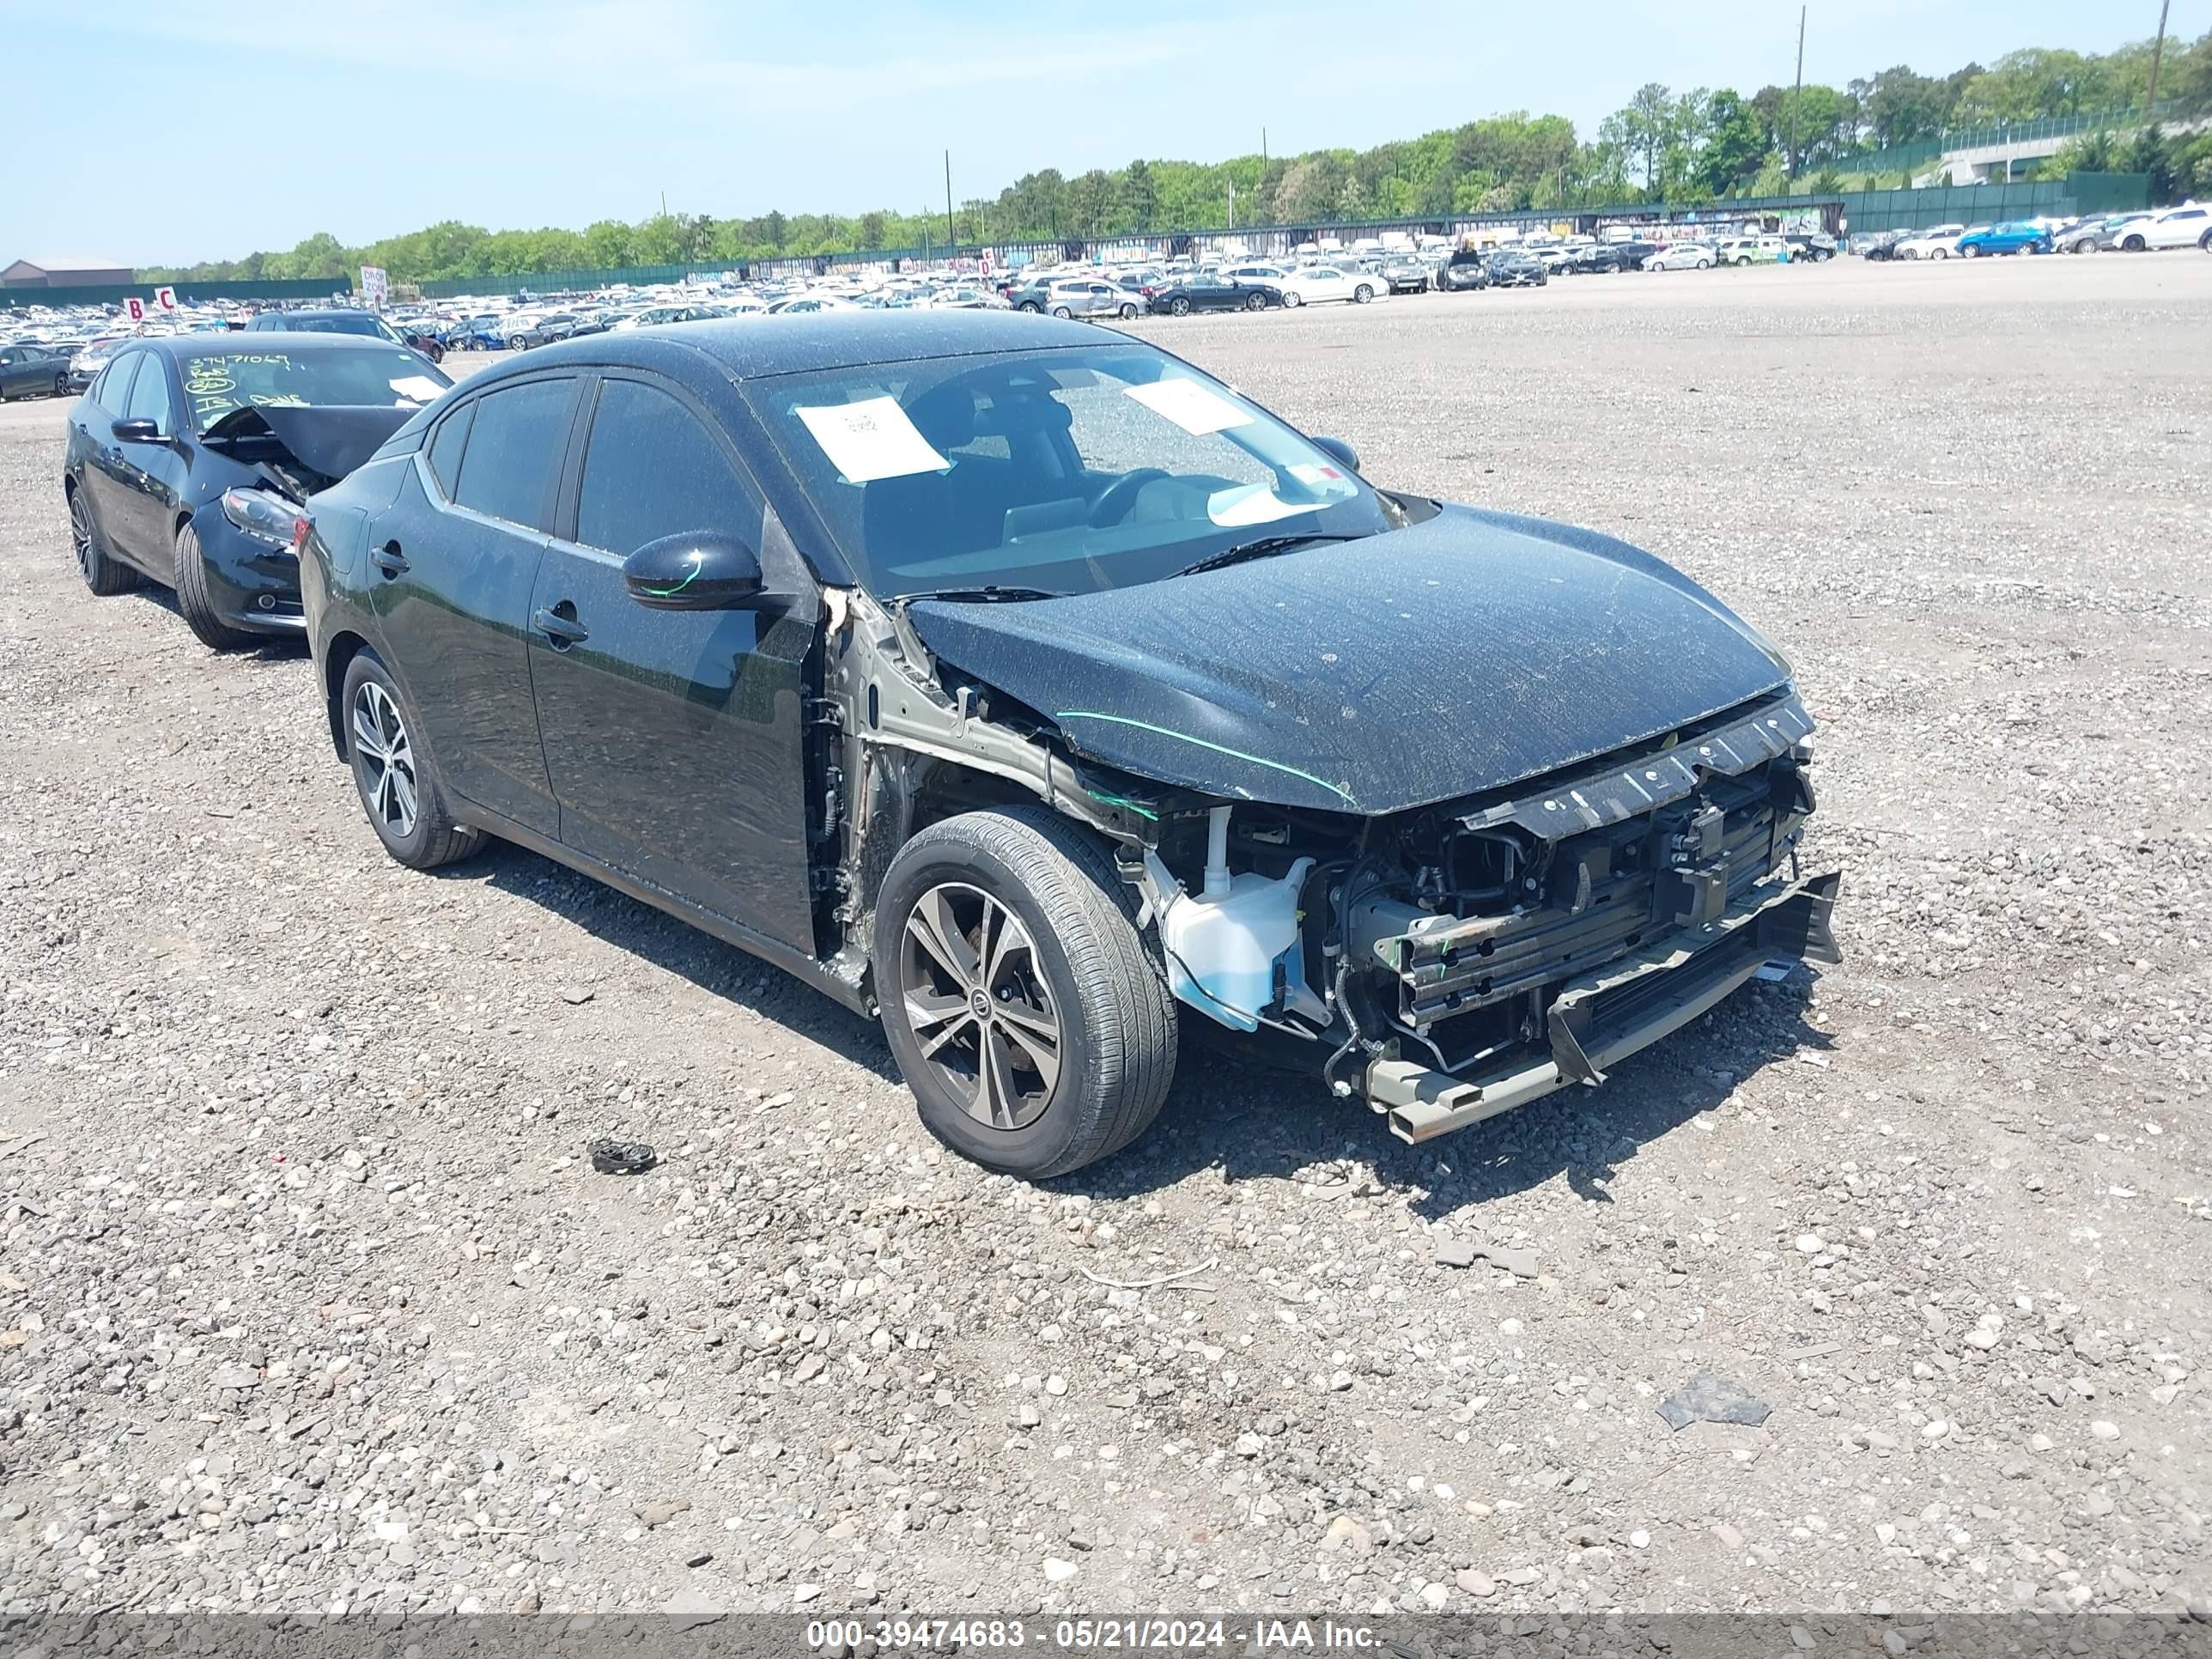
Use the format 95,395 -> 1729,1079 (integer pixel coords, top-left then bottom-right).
1310,435 -> 1361,475
622,531 -> 765,611
111,417 -> 161,443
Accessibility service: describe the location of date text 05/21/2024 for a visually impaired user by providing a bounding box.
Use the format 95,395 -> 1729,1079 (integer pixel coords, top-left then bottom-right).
805,1619 -> 1383,1650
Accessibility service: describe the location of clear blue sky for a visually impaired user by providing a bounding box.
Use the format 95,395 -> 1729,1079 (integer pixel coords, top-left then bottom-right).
0,0 -> 2191,266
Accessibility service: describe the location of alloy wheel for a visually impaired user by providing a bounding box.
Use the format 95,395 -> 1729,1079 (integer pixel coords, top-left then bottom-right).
899,882 -> 1062,1132
68,492 -> 94,579
350,680 -> 420,839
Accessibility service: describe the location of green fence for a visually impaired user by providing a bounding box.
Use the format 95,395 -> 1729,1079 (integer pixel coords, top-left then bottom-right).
0,276 -> 350,311
1835,173 -> 2148,233
1845,104 -> 2172,179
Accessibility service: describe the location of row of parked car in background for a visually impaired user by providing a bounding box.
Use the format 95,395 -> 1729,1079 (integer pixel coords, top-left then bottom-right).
7,200 -> 2205,403
1856,202 -> 2212,260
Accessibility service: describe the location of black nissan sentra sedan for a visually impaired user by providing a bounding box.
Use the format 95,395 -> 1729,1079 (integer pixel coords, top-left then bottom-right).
298,313 -> 1838,1178
64,335 -> 452,648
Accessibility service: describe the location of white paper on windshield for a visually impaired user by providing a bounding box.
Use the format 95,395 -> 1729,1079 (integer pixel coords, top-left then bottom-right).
389,375 -> 445,404
1206,483 -> 1312,528
795,396 -> 949,483
1124,378 -> 1253,435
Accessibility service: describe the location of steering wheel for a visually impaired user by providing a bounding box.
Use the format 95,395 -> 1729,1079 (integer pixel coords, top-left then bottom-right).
1086,467 -> 1170,527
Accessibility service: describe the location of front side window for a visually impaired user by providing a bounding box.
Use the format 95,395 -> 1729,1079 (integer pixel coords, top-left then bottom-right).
451,378 -> 575,530
749,344 -> 1389,599
574,378 -> 760,555
124,356 -> 175,433
98,353 -> 141,412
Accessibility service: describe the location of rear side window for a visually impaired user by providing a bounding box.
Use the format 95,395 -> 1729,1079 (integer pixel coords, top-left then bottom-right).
452,379 -> 574,530
124,356 -> 175,434
99,354 -> 140,412
425,401 -> 473,498
574,378 -> 759,556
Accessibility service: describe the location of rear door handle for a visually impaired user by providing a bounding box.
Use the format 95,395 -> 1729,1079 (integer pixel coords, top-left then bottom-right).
532,605 -> 588,647
369,542 -> 409,577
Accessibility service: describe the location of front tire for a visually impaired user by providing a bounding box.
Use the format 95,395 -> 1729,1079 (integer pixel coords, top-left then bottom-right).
172,522 -> 260,651
1018,301 -> 1042,313
874,807 -> 1177,1179
1283,290 -> 1304,307
341,651 -> 484,871
2124,234 -> 2147,252
1243,293 -> 1265,312
1050,305 -> 1073,319
69,484 -> 137,596
1961,244 -> 1980,258
507,336 -> 526,352
1118,302 -> 1137,319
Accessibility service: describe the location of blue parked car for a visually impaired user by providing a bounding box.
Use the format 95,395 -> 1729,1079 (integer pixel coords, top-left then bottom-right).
1956,222 -> 2052,258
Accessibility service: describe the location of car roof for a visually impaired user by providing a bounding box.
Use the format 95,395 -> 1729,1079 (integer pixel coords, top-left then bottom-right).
125,331 -> 418,358
251,309 -> 379,324
501,311 -> 1113,381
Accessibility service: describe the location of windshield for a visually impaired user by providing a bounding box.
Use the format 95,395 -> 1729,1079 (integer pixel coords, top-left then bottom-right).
181,347 -> 451,432
746,343 -> 1391,599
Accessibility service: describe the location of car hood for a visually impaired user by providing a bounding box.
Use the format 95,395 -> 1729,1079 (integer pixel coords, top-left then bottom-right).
906,503 -> 1794,816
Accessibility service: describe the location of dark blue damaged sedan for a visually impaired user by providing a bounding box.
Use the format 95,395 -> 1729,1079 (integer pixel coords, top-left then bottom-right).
295,311 -> 1838,1179
63,334 -> 450,649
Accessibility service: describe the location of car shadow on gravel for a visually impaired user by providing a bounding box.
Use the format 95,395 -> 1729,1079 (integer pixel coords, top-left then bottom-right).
124,586 -> 313,659
1064,984 -> 1837,1218
429,839 -> 905,1082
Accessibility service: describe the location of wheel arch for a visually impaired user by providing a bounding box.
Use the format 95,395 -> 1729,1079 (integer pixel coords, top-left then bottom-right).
322,629 -> 376,759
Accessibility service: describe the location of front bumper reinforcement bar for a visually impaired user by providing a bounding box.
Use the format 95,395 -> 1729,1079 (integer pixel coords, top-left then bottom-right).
1365,869 -> 1841,1144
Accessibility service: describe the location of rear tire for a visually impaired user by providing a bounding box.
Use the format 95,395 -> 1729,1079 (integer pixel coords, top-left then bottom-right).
1352,283 -> 1373,303
69,484 -> 138,596
1283,290 -> 1304,307
1050,305 -> 1072,319
172,522 -> 261,651
873,806 -> 1177,1180
1171,296 -> 1193,316
340,650 -> 485,871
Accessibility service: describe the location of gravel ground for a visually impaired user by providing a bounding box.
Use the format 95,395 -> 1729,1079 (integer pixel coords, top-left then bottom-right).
2,253 -> 2209,1621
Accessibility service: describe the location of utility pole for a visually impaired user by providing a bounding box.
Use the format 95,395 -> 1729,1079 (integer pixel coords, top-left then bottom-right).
1228,179 -> 1237,227
1261,127 -> 1268,169
945,151 -> 955,250
1787,5 -> 1806,185
2148,0 -> 2172,109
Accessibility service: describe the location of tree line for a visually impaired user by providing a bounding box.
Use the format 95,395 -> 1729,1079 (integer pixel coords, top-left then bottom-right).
145,33 -> 2211,285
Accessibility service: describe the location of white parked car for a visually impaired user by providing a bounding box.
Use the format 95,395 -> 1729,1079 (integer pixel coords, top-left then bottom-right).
2110,202 -> 2212,252
1275,265 -> 1384,307
763,295 -> 860,314
1221,263 -> 1291,284
1893,224 -> 1970,259
1644,242 -> 1717,270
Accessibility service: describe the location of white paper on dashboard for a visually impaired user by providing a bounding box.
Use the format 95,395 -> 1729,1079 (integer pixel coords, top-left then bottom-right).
1124,378 -> 1253,435
390,376 -> 447,404
1206,483 -> 1312,528
794,396 -> 950,483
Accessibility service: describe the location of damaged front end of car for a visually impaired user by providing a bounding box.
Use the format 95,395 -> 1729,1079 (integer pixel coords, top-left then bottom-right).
814,584 -> 1839,1146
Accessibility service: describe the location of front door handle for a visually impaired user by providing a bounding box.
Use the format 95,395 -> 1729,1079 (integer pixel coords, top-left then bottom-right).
369,542 -> 409,577
532,604 -> 588,647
